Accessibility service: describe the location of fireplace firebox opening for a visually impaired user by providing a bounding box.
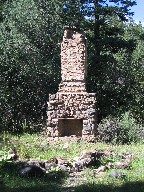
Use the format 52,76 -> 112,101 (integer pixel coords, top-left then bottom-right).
58,118 -> 83,137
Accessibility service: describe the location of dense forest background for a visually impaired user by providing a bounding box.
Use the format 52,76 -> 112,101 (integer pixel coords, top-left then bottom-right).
0,0 -> 143,133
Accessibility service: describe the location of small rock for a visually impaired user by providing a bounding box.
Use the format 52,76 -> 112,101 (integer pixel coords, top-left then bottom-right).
121,152 -> 133,162
56,157 -> 71,167
45,162 -> 57,170
106,162 -> 114,168
83,157 -> 92,164
8,148 -> 19,161
93,165 -> 107,174
81,149 -> 96,158
103,149 -> 115,157
109,170 -> 123,178
114,161 -> 129,169
58,165 -> 68,172
27,160 -> 45,167
69,172 -> 81,177
95,171 -> 105,177
72,161 -> 84,171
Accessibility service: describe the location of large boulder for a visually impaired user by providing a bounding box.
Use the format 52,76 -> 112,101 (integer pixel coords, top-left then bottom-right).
18,165 -> 45,177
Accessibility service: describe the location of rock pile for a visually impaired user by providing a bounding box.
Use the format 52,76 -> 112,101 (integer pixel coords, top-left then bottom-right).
7,148 -> 133,178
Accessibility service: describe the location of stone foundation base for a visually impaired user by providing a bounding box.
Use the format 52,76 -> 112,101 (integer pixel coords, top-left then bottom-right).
47,92 -> 96,138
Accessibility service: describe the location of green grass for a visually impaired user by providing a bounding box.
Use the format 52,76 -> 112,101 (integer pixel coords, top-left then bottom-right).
0,133 -> 144,192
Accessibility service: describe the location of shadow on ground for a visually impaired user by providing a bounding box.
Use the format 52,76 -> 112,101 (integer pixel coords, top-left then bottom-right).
0,161 -> 67,192
1,179 -> 144,192
0,172 -> 66,192
73,181 -> 144,192
1,161 -> 144,192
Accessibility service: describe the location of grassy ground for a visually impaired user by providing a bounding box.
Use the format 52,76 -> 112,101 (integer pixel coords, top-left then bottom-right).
0,133 -> 144,192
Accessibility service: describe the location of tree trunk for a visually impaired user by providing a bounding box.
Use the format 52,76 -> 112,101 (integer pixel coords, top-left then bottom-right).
94,0 -> 100,57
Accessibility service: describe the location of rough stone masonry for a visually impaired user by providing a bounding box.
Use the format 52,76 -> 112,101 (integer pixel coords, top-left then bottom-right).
47,26 -> 97,140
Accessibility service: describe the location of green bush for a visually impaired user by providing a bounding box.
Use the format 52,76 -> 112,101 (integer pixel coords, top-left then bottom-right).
97,112 -> 144,144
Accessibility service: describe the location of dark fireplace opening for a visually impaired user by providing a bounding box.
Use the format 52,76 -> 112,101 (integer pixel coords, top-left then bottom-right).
58,118 -> 83,137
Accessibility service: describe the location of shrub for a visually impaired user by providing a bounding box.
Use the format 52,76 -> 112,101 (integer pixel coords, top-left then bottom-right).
97,112 -> 144,144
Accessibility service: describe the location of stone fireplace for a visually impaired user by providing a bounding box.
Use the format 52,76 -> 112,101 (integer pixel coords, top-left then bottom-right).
47,26 -> 97,140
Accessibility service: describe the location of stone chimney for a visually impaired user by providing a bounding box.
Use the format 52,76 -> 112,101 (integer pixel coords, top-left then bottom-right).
47,27 -> 97,140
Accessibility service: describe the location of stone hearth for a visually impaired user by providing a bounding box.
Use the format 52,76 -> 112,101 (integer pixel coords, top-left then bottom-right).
47,26 -> 96,140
